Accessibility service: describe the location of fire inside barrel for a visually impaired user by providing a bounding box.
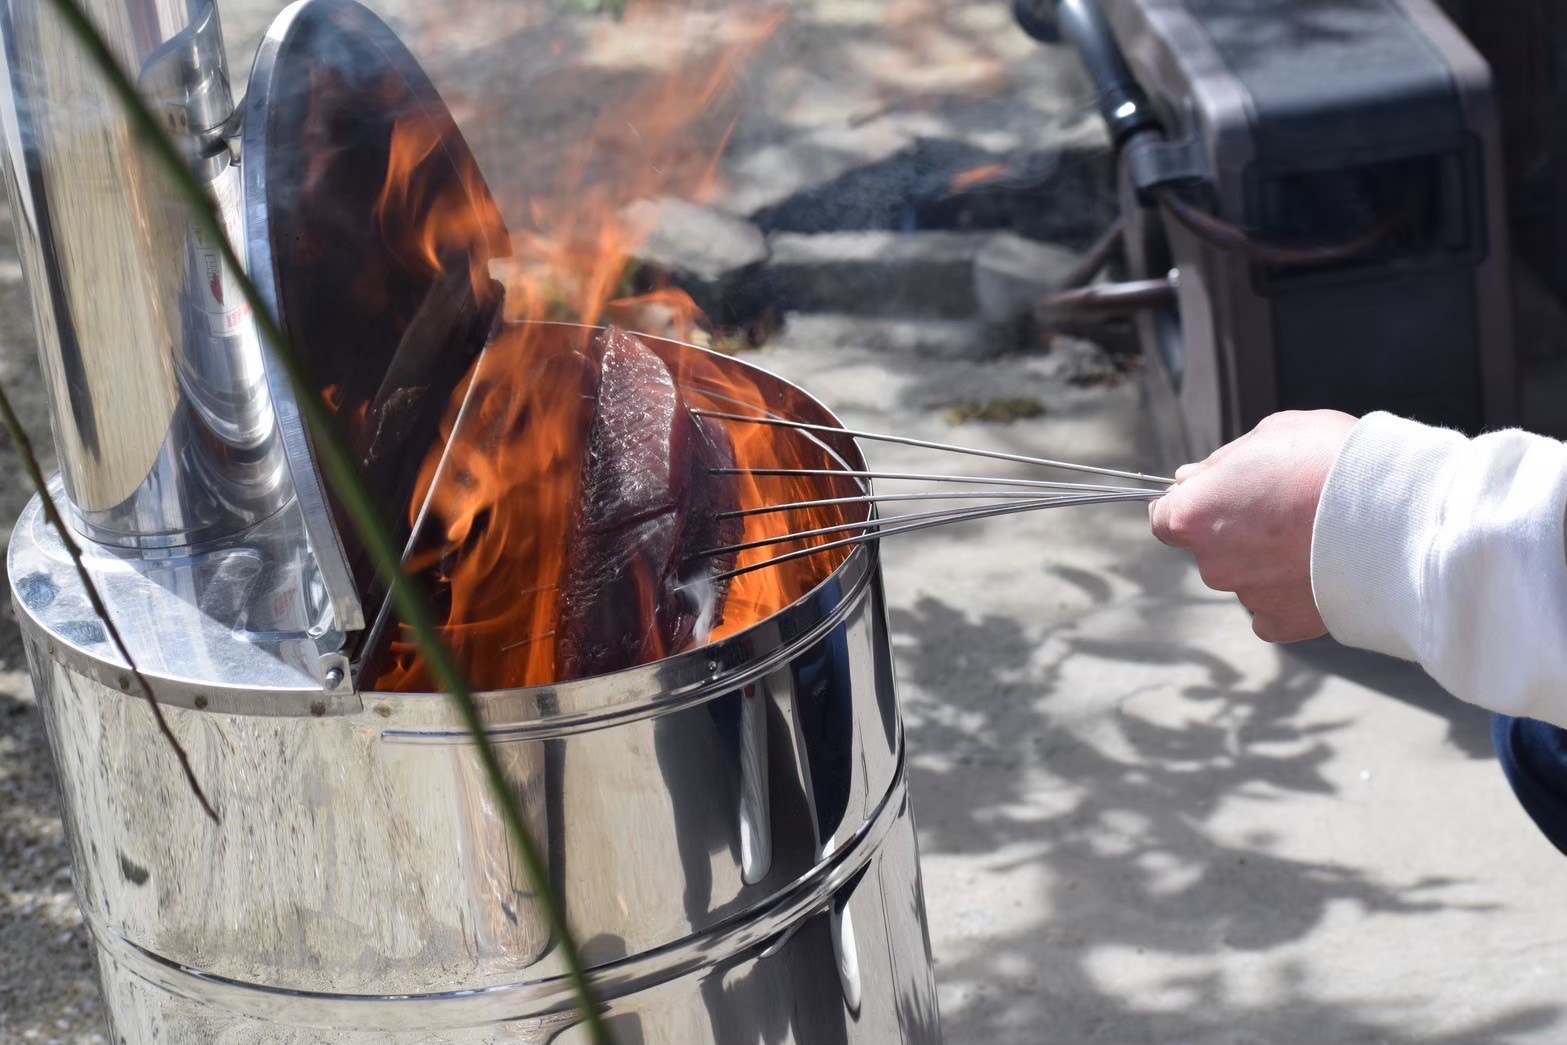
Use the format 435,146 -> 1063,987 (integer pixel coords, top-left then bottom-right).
372,320 -> 861,693
362,6 -> 860,691
556,326 -> 741,680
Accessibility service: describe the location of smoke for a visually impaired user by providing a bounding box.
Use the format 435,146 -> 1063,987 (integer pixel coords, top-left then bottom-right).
681,567 -> 721,647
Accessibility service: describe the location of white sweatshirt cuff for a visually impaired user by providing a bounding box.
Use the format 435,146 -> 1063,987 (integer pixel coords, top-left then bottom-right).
1310,413 -> 1467,662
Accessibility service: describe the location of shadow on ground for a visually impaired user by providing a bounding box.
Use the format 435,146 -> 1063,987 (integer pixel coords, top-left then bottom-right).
0,1 -> 1551,1041
890,531 -> 1556,1043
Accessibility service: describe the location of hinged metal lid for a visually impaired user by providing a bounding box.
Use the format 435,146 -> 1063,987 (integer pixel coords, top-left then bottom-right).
243,0 -> 508,637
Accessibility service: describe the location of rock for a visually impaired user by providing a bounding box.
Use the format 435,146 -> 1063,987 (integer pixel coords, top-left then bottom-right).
624,198 -> 769,287
622,198 -> 770,324
747,134 -> 1111,249
764,230 -> 995,318
718,122 -> 915,217
770,313 -> 1003,361
973,232 -> 1083,328
750,138 -> 1034,234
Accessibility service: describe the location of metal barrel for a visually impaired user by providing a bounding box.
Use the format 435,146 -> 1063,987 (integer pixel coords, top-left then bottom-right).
9,339 -> 943,1043
0,0 -> 292,548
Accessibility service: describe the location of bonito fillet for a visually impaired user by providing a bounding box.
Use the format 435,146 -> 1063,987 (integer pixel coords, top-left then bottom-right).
556,326 -> 741,680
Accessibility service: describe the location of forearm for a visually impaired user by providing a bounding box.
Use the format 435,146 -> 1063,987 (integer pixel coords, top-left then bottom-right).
1312,414 -> 1567,727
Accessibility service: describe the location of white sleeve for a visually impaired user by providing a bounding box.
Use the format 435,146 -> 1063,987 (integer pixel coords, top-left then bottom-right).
1310,412 -> 1567,728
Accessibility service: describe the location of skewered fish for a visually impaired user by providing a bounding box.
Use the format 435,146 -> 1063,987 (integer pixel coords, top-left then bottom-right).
556,326 -> 739,679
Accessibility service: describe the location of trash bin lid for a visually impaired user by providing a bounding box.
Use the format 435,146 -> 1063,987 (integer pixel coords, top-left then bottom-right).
243,0 -> 509,638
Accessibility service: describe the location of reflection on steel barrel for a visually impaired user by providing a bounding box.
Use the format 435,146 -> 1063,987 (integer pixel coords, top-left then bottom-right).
12,468 -> 941,1044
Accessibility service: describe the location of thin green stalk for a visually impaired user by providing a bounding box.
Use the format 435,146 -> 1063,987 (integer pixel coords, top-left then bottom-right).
45,1 -> 609,1038
0,385 -> 219,822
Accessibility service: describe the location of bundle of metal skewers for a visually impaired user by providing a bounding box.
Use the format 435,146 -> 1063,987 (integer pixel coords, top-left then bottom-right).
685,409 -> 1173,585
374,323 -> 1174,688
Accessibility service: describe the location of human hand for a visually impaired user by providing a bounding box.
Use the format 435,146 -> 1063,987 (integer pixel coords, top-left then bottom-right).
1149,410 -> 1358,642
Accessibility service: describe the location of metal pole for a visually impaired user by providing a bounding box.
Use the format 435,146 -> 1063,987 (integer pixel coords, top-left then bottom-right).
0,0 -> 291,548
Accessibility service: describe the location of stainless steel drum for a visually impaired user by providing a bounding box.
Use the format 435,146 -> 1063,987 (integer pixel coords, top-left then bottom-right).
3,0 -> 942,1038
11,345 -> 941,1043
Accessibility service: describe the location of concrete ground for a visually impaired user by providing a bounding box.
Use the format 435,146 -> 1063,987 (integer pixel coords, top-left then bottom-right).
755,329 -> 1567,1045
4,1 -> 1567,1043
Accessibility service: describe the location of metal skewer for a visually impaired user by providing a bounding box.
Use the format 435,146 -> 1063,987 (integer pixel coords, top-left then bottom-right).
359,336 -> 497,676
708,468 -> 1155,494
716,488 -> 1152,521
690,490 -> 1155,563
705,492 -> 1154,584
692,409 -> 1175,487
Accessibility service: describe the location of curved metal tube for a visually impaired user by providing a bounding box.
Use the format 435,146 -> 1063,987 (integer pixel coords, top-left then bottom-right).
0,0 -> 292,548
1057,0 -> 1161,143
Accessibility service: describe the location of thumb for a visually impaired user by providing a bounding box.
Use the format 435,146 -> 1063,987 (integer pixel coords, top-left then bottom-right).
1148,489 -> 1181,547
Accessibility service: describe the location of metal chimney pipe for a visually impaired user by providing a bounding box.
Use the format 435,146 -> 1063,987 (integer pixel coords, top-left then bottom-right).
0,0 -> 291,549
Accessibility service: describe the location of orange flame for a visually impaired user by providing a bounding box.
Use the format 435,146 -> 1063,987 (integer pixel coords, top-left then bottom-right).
367,4 -> 861,692
607,287 -> 706,342
383,329 -> 596,690
375,324 -> 859,692
374,114 -> 505,299
495,7 -> 786,332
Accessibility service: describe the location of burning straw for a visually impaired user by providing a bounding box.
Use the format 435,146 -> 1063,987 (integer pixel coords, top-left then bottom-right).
368,3 -> 860,694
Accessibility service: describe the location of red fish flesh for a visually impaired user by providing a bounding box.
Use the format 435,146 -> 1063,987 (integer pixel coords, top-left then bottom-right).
556,327 -> 741,680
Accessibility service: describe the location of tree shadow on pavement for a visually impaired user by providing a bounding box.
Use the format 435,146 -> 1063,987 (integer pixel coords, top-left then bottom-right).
888,538 -> 1560,1043
1286,638 -> 1496,761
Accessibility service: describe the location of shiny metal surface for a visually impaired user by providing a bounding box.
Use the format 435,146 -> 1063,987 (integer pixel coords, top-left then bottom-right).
15,515 -> 940,1043
11,332 -> 941,1041
4,0 -> 940,1035
138,0 -> 236,180
83,794 -> 930,1044
0,0 -> 293,548
10,478 -> 343,713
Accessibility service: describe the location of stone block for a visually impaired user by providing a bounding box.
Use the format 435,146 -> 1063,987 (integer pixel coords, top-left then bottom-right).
973,232 -> 1083,327
622,197 -> 770,323
764,230 -> 995,318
